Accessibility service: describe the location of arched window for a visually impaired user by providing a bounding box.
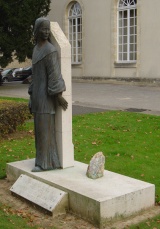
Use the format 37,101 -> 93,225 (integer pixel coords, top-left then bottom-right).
68,2 -> 82,64
118,0 -> 137,62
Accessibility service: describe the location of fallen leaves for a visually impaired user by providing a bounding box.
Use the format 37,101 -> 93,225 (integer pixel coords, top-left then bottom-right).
123,129 -> 130,132
92,142 -> 97,145
2,205 -> 41,224
146,221 -> 150,226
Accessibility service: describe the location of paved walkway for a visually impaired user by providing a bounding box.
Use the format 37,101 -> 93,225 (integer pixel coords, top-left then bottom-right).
1,81 -> 160,115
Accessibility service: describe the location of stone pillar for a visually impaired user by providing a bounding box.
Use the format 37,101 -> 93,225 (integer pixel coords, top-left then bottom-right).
50,22 -> 74,168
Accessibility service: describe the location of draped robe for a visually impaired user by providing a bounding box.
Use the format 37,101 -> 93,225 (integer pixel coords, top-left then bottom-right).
28,41 -> 66,170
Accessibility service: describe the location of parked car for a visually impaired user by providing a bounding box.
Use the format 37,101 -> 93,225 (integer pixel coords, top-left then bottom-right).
22,75 -> 32,84
1,68 -> 16,82
2,66 -> 32,82
12,67 -> 23,77
0,68 -> 3,85
15,66 -> 32,81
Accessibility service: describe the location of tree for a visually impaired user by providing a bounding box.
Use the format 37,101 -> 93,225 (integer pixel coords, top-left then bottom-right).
0,0 -> 51,67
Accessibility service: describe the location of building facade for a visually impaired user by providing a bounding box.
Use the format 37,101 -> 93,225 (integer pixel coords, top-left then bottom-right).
48,0 -> 160,80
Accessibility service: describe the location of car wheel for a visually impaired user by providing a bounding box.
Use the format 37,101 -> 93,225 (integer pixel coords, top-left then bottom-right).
3,77 -> 9,82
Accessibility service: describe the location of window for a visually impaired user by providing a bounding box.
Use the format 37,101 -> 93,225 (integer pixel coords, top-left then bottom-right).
117,0 -> 137,62
68,2 -> 82,64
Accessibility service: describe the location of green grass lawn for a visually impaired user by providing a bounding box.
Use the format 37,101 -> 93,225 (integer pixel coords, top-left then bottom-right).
73,111 -> 160,203
0,97 -> 160,228
129,214 -> 160,229
0,97 -> 28,103
0,203 -> 38,229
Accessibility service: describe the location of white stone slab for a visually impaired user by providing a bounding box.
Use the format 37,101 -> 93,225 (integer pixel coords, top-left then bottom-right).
50,22 -> 74,168
7,159 -> 155,227
10,174 -> 68,215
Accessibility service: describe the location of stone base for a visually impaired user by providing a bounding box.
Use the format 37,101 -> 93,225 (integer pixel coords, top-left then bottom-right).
7,159 -> 155,228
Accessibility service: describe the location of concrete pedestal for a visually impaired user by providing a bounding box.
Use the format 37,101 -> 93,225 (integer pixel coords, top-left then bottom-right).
7,159 -> 155,228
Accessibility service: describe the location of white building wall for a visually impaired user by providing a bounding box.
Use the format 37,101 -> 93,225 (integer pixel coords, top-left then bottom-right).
138,0 -> 160,78
82,0 -> 111,78
49,0 -> 112,78
49,0 -> 160,80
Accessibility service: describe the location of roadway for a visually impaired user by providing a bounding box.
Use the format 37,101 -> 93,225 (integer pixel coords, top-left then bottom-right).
0,81 -> 160,115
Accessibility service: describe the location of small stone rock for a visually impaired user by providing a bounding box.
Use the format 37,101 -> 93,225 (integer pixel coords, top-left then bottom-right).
86,152 -> 105,179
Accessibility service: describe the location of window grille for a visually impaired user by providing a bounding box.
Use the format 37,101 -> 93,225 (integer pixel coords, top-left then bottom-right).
68,2 -> 82,64
118,0 -> 137,62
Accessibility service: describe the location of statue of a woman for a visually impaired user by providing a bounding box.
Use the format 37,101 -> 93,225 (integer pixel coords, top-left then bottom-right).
28,17 -> 68,172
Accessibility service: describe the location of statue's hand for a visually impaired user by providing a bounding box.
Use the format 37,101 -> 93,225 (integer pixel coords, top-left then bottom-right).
57,94 -> 68,111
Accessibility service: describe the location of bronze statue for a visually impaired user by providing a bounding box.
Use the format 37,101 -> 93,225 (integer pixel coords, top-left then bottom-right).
28,18 -> 68,172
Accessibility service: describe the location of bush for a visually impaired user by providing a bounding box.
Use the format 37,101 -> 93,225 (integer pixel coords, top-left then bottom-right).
0,100 -> 32,137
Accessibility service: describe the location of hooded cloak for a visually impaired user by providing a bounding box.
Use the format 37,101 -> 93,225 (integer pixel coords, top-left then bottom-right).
34,17 -> 50,43
28,18 -> 66,170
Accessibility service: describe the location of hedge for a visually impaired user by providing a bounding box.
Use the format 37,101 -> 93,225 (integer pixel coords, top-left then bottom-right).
0,100 -> 32,137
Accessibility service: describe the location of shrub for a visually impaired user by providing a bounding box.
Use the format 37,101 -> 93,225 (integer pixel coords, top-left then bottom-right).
0,100 -> 32,137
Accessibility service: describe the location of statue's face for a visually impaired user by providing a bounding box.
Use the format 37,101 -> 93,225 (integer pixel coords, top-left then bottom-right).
38,20 -> 50,41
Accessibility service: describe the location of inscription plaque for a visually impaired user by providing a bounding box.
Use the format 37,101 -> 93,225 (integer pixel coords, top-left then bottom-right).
10,174 -> 68,215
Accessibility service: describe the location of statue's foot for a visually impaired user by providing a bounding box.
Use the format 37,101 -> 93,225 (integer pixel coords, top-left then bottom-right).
31,166 -> 43,172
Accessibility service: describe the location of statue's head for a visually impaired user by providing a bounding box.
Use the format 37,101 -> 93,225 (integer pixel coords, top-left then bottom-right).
34,17 -> 51,43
